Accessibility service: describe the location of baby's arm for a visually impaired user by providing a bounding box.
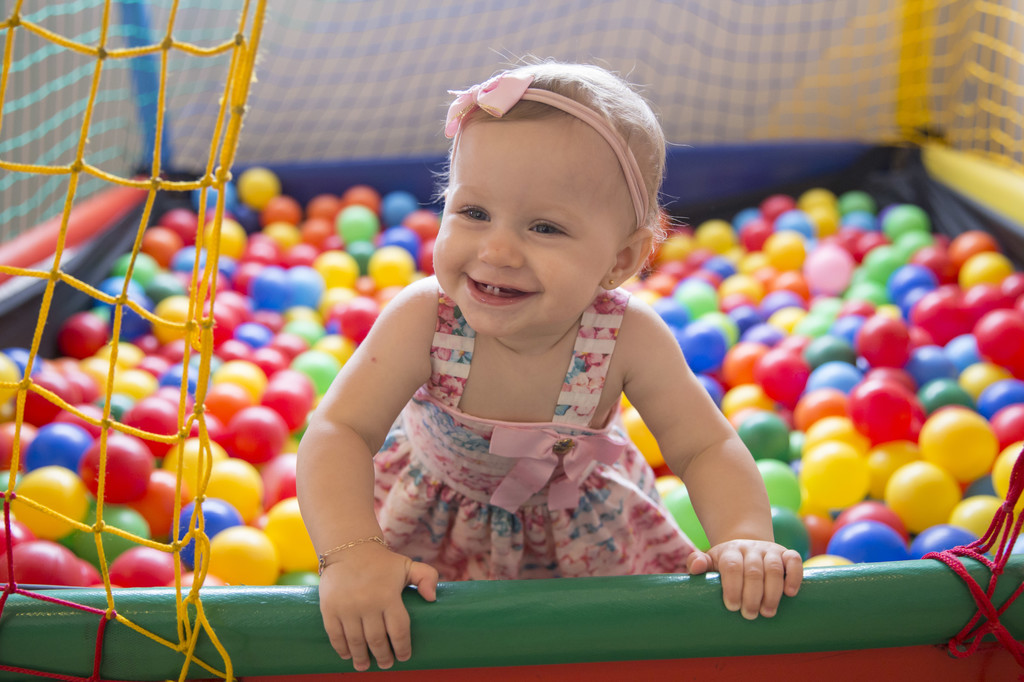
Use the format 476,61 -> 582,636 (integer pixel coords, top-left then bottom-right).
297,277 -> 441,670
617,300 -> 802,618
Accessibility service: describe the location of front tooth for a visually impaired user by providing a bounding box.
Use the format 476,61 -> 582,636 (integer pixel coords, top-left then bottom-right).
484,284 -> 501,294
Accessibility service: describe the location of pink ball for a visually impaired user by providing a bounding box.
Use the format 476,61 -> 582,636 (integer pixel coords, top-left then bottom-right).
856,315 -> 911,368
803,243 -> 855,296
227,405 -> 289,464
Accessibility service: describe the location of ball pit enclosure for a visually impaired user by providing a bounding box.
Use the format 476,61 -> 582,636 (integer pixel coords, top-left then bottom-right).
3,140 -> 1024,679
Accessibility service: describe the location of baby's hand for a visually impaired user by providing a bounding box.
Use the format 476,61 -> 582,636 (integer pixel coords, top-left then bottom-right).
686,539 -> 802,619
318,545 -> 438,671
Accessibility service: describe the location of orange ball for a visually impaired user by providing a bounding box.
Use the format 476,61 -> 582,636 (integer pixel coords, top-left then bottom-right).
341,185 -> 381,215
299,217 -> 334,248
260,195 -> 303,227
644,273 -> 678,298
793,388 -> 849,431
203,381 -> 255,424
141,226 -> 185,269
769,270 -> 811,301
948,230 -> 1000,271
306,193 -> 342,222
722,341 -> 770,388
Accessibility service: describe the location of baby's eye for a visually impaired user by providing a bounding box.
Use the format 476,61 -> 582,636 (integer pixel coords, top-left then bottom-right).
461,207 -> 488,221
531,223 -> 564,236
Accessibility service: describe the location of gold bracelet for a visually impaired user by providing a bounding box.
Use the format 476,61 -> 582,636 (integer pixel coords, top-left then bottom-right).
317,536 -> 390,575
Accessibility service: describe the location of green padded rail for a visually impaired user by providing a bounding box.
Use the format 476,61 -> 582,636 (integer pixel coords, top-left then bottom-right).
1,556 -> 1022,679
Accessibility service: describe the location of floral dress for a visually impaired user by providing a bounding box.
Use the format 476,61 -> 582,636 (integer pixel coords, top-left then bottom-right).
372,283 -> 695,580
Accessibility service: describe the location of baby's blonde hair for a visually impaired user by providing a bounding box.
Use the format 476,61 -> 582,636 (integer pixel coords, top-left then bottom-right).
444,60 -> 666,241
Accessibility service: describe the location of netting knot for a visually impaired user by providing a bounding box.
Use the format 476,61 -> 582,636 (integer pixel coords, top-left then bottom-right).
234,32 -> 245,46
232,104 -> 247,118
95,46 -> 108,61
93,520 -> 105,532
160,36 -> 173,51
69,160 -> 84,174
6,12 -> 19,27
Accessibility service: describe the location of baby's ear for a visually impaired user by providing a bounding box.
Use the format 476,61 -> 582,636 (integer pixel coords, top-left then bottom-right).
607,228 -> 654,287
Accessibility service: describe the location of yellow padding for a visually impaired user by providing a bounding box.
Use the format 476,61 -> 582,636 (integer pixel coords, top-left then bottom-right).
922,142 -> 1024,227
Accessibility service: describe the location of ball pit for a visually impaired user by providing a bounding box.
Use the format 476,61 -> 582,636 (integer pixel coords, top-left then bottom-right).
3,169 -> 1022,592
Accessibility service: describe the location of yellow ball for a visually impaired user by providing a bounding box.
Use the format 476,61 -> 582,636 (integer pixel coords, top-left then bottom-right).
805,204 -> 840,238
866,440 -> 920,500
992,441 -> 1024,514
633,289 -> 661,307
803,416 -> 870,457
94,341 -> 144,368
0,352 -> 20,403
719,274 -> 764,303
959,251 -> 1014,289
314,251 -> 360,290
918,406 -> 998,483
800,441 -> 869,510
738,251 -> 771,275
694,219 -> 736,255
797,187 -> 838,213
884,460 -> 962,534
368,246 -> 417,289
236,166 -> 281,211
621,406 -> 663,468
959,362 -> 1013,401
949,495 -> 1005,538
803,554 -> 853,568
654,232 -> 694,264
153,295 -> 192,345
13,466 -> 89,539
875,304 -> 902,320
767,307 -> 807,334
763,231 -> 807,271
111,368 -> 159,401
655,475 -> 683,499
283,306 -> 322,325
263,220 -> 302,251
208,526 -> 280,586
212,359 -> 267,402
319,286 -> 357,318
163,437 -> 229,491
721,383 -> 775,419
79,356 -> 112,389
263,497 -> 318,573
207,458 -> 265,524
313,334 -> 356,367
203,218 -> 248,260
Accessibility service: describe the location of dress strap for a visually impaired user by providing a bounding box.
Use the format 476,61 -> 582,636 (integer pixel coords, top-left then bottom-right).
553,288 -> 630,425
427,288 -> 476,408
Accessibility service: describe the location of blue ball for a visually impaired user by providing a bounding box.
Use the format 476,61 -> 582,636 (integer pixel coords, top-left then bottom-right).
840,210 -> 879,231
904,345 -> 958,388
733,207 -> 761,231
697,373 -> 724,407
190,181 -> 238,216
170,246 -> 208,274
651,297 -> 690,330
830,314 -> 867,347
945,334 -> 981,373
773,209 -> 816,238
887,264 -> 938,306
97,277 -> 152,341
728,305 -> 764,336
176,498 -> 244,569
896,286 -> 932,320
217,255 -> 238,281
759,290 -> 807,318
234,321 -> 274,348
700,256 -> 737,280
741,323 -> 785,347
24,422 -> 94,472
826,520 -> 910,563
285,265 -> 326,310
159,363 -> 198,395
380,190 -> 420,227
977,379 -> 1024,420
909,524 -> 978,559
676,321 -> 728,374
249,265 -> 290,311
1,348 -> 30,378
805,360 -> 865,395
379,226 -> 422,263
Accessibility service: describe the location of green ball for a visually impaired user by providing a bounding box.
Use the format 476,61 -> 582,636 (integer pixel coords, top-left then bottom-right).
837,190 -> 877,216
346,240 -> 376,276
100,393 -> 135,421
802,335 -> 856,369
791,314 -> 832,339
843,281 -> 890,307
699,311 -> 739,346
788,430 -> 805,462
758,460 -> 802,512
71,504 -> 151,568
672,279 -> 719,319
809,296 -> 843,321
291,349 -> 342,396
282,318 -> 326,346
737,410 -> 791,461
111,252 -> 159,288
918,378 -> 976,414
663,484 -> 710,551
770,506 -> 810,559
882,204 -> 931,241
144,271 -> 187,304
277,571 -> 320,586
861,245 -> 906,286
336,205 -> 380,244
894,230 -> 934,260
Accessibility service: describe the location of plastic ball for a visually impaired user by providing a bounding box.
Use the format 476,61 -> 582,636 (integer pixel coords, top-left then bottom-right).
331,296 -> 380,344
918,406 -> 997,483
884,460 -> 962,534
263,497 -> 318,574
227,405 -> 289,464
379,190 -> 420,227
856,315 -> 911,368
57,311 -> 110,360
207,526 -> 279,586
722,341 -> 769,389
676,322 -> 728,374
109,546 -> 177,588
959,251 -> 1014,290
23,422 -> 93,472
237,167 -> 281,211
259,194 -> 303,227
128,469 -> 191,541
803,415 -> 870,456
12,465 -> 90,539
991,441 -> 1024,514
991,404 -> 1024,449
367,245 -> 417,289
672,279 -> 718,319
261,452 -> 298,509
206,458 -> 264,524
793,388 -> 849,432
336,204 -> 380,244
290,350 -> 341,396
162,437 -> 229,491
959,361 -> 1013,402
771,506 -> 810,558
803,554 -> 853,568
753,347 -> 809,408
909,524 -> 977,559
800,441 -> 869,509
977,379 -> 1024,420
802,243 -> 855,296
212,359 -> 267,403
70,503 -> 151,568
662,484 -> 710,551
881,204 -> 930,241
78,432 -> 154,503
949,495 -> 1003,538
694,219 -> 736,254
758,460 -> 801,511
737,411 -> 790,461
0,539 -> 86,586
622,407 -> 663,468
847,379 -> 917,445
833,500 -> 909,541
804,360 -> 864,395
177,497 -> 245,569
721,383 -> 775,419
826,520 -> 910,563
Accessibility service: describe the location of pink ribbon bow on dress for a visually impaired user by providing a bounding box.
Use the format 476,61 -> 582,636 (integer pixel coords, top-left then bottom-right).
444,73 -> 535,138
487,424 -> 627,513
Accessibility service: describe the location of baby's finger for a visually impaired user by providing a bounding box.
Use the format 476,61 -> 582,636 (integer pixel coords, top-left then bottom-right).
323,616 -> 351,661
715,546 -> 745,613
686,550 -> 712,575
739,553 -> 765,620
361,615 -> 396,670
759,551 -> 786,618
340,616 -> 373,672
384,603 -> 413,663
783,549 -> 804,596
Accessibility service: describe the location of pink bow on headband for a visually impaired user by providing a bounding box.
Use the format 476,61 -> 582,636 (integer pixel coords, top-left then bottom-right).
444,73 -> 535,138
487,424 -> 626,513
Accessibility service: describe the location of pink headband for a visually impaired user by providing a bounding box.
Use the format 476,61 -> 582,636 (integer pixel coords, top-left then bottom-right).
445,72 -> 650,230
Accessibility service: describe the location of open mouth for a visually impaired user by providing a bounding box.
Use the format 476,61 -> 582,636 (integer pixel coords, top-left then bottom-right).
471,278 -> 528,299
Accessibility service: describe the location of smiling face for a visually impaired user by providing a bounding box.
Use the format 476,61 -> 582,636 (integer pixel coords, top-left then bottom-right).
433,114 -> 650,352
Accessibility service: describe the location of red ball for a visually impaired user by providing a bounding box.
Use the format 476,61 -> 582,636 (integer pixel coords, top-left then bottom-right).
53,402 -> 105,438
848,379 -> 917,444
990,404 -> 1024,450
261,452 -> 299,509
250,309 -> 285,334
852,232 -> 890,263
834,500 -> 909,542
261,371 -> 315,432
0,517 -> 36,550
227,405 -> 289,464
216,338 -> 254,363
267,332 -> 310,361
855,315 -> 911,368
242,234 -> 282,265
210,298 -> 244,347
802,513 -> 834,557
739,217 -> 772,252
962,284 -> 1015,325
250,346 -> 290,378
909,287 -> 971,345
157,208 -> 199,246
332,296 -> 380,344
909,244 -> 957,285
402,209 -> 441,242
760,194 -> 796,223
141,226 -> 185,269
57,311 -> 110,359
862,367 -> 918,394
1001,272 -> 1024,300
281,242 -> 320,268
232,260 -> 268,294
836,299 -> 876,318
123,396 -> 180,457
974,309 -> 1024,369
753,347 -> 810,408
136,355 -> 172,378
0,421 -> 36,470
0,540 -> 84,586
108,546 -> 177,588
78,432 -> 155,503
23,371 -> 78,426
